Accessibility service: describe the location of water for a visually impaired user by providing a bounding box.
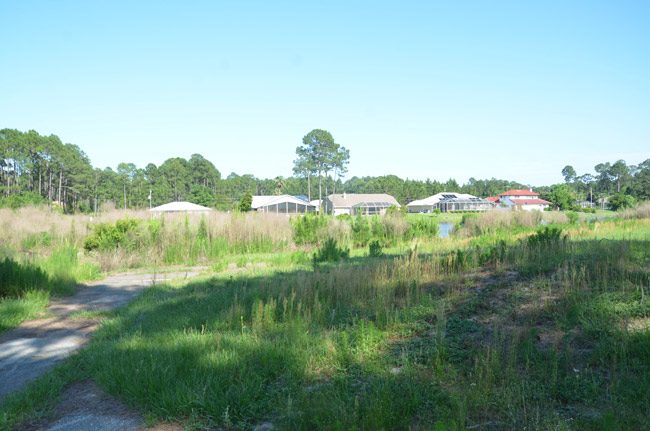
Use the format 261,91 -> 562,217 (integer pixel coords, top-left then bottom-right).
439,222 -> 454,238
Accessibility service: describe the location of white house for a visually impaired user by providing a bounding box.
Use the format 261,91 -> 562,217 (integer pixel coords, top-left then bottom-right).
251,195 -> 316,214
407,192 -> 494,213
498,189 -> 551,211
150,201 -> 212,213
324,193 -> 400,216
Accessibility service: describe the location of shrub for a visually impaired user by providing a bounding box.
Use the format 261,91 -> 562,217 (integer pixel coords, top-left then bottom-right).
313,238 -> 349,264
351,214 -> 372,246
0,192 -> 46,209
527,226 -> 566,247
566,211 -> 579,225
368,240 -> 384,257
406,216 -> 439,239
83,218 -> 140,251
609,193 -> 636,211
291,213 -> 328,245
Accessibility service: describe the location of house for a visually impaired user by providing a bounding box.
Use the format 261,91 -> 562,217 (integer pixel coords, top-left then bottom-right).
324,193 -> 400,216
150,201 -> 213,213
498,189 -> 551,211
406,192 -> 494,213
251,195 -> 316,214
309,199 -> 321,212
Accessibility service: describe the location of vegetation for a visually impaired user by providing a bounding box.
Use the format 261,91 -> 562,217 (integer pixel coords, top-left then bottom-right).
3,128 -> 647,213
1,213 -> 649,430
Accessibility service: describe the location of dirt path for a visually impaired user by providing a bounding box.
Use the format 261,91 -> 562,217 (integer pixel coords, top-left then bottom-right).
0,270 -> 202,403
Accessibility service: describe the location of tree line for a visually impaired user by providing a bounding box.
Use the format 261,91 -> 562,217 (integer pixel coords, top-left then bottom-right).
1,128 -> 647,212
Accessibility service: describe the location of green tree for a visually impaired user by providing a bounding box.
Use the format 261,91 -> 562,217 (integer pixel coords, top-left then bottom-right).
239,192 -> 252,212
296,129 -> 345,212
609,193 -> 636,210
545,184 -> 577,210
561,165 -> 577,184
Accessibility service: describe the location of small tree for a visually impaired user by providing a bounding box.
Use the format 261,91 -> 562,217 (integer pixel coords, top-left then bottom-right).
239,192 -> 252,212
609,193 -> 636,211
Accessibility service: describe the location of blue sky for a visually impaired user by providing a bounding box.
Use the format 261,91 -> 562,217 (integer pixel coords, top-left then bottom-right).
1,1 -> 648,185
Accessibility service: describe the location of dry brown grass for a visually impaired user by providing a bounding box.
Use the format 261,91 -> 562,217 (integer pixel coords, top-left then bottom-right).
0,207 -> 293,250
459,209 -> 568,235
620,202 -> 650,219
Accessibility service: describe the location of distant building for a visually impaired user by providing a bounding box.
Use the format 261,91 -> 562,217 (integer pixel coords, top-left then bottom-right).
407,192 -> 494,213
498,189 -> 551,211
150,201 -> 213,213
309,199 -> 321,212
251,195 -> 316,214
324,193 -> 400,216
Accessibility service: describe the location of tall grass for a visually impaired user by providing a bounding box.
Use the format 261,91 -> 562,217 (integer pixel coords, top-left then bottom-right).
2,218 -> 649,429
0,245 -> 100,332
459,209 -> 568,236
621,201 -> 650,219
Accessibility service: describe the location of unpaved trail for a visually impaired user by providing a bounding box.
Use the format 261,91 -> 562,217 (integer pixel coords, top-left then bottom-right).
0,270 -> 202,403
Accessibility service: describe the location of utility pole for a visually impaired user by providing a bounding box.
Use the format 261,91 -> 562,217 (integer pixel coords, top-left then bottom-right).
148,189 -> 152,210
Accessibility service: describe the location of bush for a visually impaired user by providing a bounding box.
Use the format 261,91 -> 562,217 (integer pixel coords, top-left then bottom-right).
313,238 -> 349,264
83,218 -> 140,251
566,211 -> 579,224
527,226 -> 566,247
291,213 -> 328,245
609,193 -> 636,211
0,192 -> 46,209
368,240 -> 384,257
351,214 -> 372,246
406,216 -> 439,239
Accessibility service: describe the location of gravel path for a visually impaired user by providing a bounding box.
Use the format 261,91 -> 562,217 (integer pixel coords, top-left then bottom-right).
0,270 -> 202,403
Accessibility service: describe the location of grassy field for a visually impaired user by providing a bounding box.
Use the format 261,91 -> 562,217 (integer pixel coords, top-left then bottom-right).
1,207 -> 649,429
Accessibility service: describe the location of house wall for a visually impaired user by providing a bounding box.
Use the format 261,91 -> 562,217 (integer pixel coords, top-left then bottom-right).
407,205 -> 433,213
333,207 -> 351,216
519,204 -> 549,212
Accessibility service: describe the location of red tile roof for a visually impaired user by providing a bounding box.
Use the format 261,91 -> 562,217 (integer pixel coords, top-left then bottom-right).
499,189 -> 539,197
486,196 -> 500,203
511,198 -> 550,205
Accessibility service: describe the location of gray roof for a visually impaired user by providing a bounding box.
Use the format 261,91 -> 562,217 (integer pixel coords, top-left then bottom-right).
327,193 -> 400,208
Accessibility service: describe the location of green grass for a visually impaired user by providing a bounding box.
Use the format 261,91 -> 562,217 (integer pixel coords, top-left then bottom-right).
0,245 -> 100,333
0,290 -> 50,332
2,218 -> 650,430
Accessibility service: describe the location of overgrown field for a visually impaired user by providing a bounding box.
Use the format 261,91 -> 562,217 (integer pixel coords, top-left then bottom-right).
1,206 -> 649,430
0,207 -> 459,333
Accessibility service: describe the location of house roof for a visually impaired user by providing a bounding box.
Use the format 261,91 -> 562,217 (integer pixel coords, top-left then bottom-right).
251,195 -> 314,209
499,189 -> 539,197
327,193 -> 400,208
511,198 -> 551,205
150,201 -> 212,212
486,196 -> 500,203
407,192 -> 481,207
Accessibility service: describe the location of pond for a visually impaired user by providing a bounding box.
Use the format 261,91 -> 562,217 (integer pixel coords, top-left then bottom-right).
439,222 -> 454,238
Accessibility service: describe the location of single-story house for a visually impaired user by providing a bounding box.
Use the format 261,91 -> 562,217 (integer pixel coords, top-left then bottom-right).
309,199 -> 321,212
252,195 -> 316,214
150,201 -> 213,213
407,192 -> 494,213
324,193 -> 400,216
498,189 -> 551,211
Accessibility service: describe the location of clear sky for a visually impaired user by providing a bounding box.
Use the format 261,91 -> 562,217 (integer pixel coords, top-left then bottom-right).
1,1 -> 648,185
